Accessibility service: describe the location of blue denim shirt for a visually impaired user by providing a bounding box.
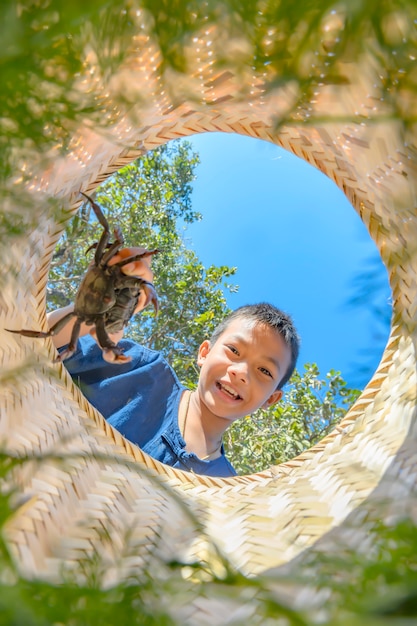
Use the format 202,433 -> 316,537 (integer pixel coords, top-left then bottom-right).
63,335 -> 237,478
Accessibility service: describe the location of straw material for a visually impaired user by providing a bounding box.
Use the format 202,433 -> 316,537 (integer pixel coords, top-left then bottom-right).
1,12 -> 416,622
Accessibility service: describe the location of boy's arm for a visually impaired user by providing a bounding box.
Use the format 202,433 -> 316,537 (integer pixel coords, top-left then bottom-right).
46,304 -> 89,349
47,305 -> 124,349
47,247 -> 156,350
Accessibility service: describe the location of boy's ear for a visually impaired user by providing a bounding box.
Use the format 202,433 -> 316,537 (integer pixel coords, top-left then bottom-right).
262,389 -> 283,409
197,340 -> 211,366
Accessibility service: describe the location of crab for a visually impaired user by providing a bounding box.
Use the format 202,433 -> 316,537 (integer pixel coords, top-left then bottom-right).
7,192 -> 158,363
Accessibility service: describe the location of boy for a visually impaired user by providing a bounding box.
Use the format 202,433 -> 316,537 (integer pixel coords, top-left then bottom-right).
48,251 -> 300,477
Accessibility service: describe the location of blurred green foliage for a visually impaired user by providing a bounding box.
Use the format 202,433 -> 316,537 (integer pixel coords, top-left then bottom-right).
2,0 -> 417,623
1,450 -> 417,624
1,0 -> 415,177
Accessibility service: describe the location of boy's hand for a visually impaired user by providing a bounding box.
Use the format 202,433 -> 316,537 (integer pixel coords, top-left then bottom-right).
108,246 -> 157,315
47,247 -> 158,352
89,246 -> 158,359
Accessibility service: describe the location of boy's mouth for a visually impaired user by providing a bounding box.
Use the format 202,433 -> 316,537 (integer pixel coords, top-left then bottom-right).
216,381 -> 242,401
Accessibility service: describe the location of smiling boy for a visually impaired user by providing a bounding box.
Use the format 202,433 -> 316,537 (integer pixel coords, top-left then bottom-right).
184,307 -> 297,464
47,252 -> 300,477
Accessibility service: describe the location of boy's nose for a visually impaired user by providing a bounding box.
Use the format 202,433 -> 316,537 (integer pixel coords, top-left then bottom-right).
230,362 -> 248,383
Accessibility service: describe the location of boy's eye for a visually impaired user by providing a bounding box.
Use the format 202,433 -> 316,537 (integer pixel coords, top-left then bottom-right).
227,345 -> 239,355
259,367 -> 273,378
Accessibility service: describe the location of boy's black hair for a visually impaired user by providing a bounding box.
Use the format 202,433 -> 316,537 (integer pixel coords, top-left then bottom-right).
209,303 -> 300,390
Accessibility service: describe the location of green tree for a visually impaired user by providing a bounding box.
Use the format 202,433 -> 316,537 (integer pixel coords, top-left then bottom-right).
225,363 -> 361,475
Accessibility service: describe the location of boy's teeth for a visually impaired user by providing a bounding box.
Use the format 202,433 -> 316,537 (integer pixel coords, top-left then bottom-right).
220,382 -> 239,398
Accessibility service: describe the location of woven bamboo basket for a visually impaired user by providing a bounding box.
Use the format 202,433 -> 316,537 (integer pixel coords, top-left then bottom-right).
0,6 -> 416,623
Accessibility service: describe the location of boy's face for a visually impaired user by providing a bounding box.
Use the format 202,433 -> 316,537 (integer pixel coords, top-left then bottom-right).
197,317 -> 292,424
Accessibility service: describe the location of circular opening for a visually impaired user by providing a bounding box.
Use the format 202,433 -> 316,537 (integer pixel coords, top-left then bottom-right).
46,131 -> 391,477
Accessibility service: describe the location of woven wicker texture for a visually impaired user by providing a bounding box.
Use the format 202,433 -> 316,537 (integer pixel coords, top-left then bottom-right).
1,6 -> 416,622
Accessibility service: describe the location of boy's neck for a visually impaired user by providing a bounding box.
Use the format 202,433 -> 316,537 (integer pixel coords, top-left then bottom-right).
180,390 -> 224,460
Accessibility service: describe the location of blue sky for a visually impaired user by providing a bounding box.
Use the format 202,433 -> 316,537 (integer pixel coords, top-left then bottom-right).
184,132 -> 392,391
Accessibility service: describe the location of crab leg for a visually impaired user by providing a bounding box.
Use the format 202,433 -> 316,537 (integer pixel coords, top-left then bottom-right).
94,316 -> 132,364
55,318 -> 82,362
80,192 -> 123,266
6,311 -> 76,339
113,249 -> 159,270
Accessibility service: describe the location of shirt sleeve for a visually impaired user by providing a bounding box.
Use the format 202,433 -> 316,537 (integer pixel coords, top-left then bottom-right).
62,336 -> 237,478
60,334 -> 144,382
62,335 -> 184,450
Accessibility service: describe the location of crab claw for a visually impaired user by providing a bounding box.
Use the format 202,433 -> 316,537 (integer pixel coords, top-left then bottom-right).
136,280 -> 158,315
110,247 -> 157,284
88,327 -> 131,363
101,349 -> 132,364
53,347 -> 77,362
